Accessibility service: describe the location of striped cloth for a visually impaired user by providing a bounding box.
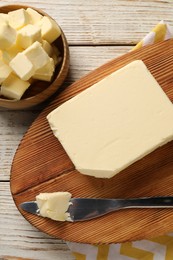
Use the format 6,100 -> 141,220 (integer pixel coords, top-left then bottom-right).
132,21 -> 173,51
67,21 -> 173,260
67,234 -> 173,259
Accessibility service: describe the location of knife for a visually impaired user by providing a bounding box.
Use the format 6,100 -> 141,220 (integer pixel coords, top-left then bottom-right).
20,196 -> 173,222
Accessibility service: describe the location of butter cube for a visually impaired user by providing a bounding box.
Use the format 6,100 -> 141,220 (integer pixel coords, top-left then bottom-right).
9,52 -> 35,81
26,8 -> 43,24
33,58 -> 55,81
0,13 -> 8,23
2,43 -> 24,64
38,16 -> 61,43
2,51 -> 13,64
8,8 -> 29,30
24,41 -> 50,70
17,24 -> 41,49
0,23 -> 16,50
1,74 -> 30,100
42,40 -> 53,56
42,41 -> 61,65
0,60 -> 12,84
51,45 -> 61,65
36,192 -> 72,221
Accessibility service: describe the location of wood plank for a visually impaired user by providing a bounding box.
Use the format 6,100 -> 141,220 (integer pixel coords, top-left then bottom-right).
0,46 -> 130,181
0,111 -> 39,181
0,0 -> 172,45
1,0 -> 173,256
11,39 -> 173,244
0,182 -> 74,259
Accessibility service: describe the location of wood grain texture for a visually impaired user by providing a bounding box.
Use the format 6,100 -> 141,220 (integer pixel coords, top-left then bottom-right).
1,0 -> 173,45
0,183 -> 74,259
1,0 -> 173,257
11,39 -> 173,244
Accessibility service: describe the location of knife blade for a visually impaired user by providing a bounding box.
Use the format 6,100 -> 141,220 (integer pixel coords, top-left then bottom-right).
20,196 -> 173,222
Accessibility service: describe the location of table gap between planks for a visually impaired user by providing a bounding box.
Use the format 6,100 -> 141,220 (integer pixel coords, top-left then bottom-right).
0,0 -> 173,259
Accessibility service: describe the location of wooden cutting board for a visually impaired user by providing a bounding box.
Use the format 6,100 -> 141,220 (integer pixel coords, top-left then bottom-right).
11,39 -> 173,244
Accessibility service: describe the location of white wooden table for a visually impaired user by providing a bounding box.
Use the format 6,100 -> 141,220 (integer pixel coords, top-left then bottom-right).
1,0 -> 173,259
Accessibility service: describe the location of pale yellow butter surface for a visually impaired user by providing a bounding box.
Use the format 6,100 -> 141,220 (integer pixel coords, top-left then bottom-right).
9,52 -> 35,81
47,60 -> 173,178
8,8 -> 29,30
17,24 -> 41,49
33,57 -> 54,81
42,41 -> 61,65
42,40 -> 53,56
24,41 -> 50,70
38,16 -> 61,43
2,43 -> 24,64
36,192 -> 72,221
0,23 -> 16,50
26,8 -> 43,24
1,74 -> 30,100
0,60 -> 12,84
0,13 -> 8,23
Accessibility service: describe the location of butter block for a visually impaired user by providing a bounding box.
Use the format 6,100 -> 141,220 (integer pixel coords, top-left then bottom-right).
8,8 -> 29,30
36,192 -> 72,221
0,60 -> 12,84
17,24 -> 41,49
38,16 -> 61,43
0,23 -> 16,50
1,74 -> 30,100
33,57 -> 55,81
24,41 -> 50,70
47,60 -> 173,178
26,7 -> 43,24
9,52 -> 35,81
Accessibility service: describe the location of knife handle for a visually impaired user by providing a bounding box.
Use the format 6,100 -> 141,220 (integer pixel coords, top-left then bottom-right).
123,196 -> 173,208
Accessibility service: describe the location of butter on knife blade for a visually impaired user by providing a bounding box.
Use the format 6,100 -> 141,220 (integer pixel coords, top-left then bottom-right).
35,192 -> 72,221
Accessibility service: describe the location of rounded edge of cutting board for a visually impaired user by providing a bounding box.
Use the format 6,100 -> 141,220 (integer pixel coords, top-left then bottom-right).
10,39 -> 173,244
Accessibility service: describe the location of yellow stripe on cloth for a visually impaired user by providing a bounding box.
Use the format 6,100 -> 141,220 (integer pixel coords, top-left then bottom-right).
152,23 -> 167,43
149,235 -> 173,260
96,244 -> 110,260
72,251 -> 86,260
132,22 -> 168,51
132,40 -> 144,51
120,242 -> 154,259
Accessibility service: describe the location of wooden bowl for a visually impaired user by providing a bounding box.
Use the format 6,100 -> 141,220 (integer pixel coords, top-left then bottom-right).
0,5 -> 69,109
